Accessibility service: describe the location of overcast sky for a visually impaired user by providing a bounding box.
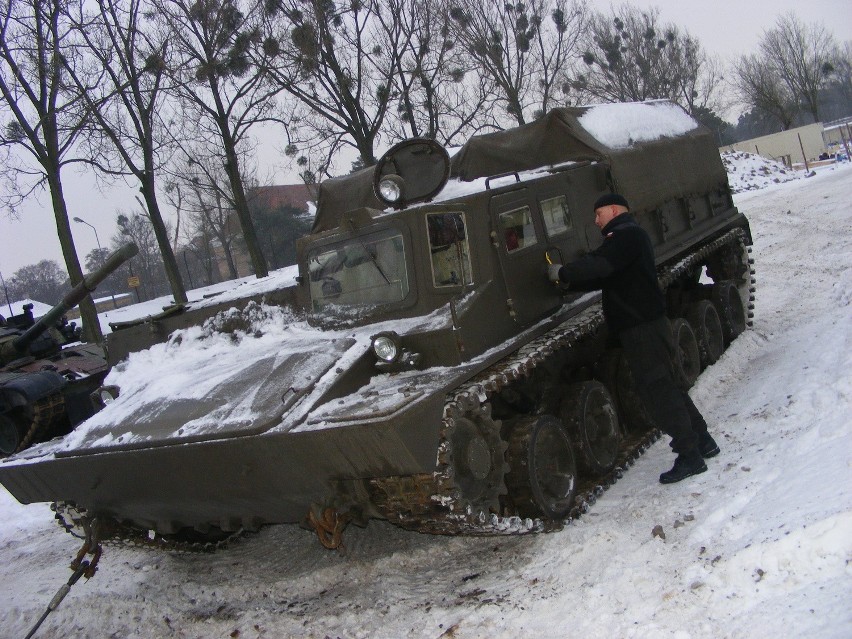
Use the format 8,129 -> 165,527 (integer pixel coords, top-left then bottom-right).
1,0 -> 851,282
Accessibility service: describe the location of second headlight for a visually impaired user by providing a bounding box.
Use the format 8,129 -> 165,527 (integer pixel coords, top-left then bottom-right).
372,332 -> 401,362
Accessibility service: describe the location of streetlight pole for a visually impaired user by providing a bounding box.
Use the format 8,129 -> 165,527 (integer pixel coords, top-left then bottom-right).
72,216 -> 101,251
73,216 -> 117,309
0,268 -> 13,317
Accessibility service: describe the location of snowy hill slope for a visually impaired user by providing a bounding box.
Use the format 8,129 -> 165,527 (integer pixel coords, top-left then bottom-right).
0,163 -> 850,639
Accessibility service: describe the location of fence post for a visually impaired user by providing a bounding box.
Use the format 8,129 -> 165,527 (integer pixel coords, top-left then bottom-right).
797,133 -> 809,172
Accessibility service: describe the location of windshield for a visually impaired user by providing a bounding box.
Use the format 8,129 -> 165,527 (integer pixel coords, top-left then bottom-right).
308,230 -> 410,313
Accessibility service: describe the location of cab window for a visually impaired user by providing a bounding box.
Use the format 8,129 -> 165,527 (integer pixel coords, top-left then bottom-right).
540,195 -> 573,238
427,212 -> 472,287
499,206 -> 538,253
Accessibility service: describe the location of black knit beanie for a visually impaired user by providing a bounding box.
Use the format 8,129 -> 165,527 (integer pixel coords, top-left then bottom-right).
593,193 -> 630,211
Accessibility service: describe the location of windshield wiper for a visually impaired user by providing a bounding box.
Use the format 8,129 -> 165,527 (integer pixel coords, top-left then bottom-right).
351,239 -> 390,285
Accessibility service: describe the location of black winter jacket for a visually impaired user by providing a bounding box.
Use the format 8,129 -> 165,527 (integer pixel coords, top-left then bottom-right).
557,213 -> 665,333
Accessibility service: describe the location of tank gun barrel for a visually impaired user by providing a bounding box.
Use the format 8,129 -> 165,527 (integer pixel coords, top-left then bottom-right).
5,243 -> 138,359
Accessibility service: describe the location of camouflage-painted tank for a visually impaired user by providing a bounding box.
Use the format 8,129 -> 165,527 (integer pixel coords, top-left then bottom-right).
0,244 -> 138,456
0,102 -> 753,546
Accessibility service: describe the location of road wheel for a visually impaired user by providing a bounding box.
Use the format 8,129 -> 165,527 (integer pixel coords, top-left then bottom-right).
671,317 -> 700,388
561,381 -> 621,476
446,405 -> 507,515
506,415 -> 577,520
712,280 -> 747,345
0,412 -> 23,456
599,348 -> 654,435
686,299 -> 724,368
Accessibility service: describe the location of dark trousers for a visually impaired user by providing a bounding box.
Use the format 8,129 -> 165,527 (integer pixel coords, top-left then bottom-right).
619,316 -> 708,454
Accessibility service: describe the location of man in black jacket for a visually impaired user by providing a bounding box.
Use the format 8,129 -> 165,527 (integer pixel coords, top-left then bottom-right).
547,193 -> 719,483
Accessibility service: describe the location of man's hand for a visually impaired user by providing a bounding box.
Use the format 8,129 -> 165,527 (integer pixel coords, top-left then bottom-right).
548,263 -> 563,283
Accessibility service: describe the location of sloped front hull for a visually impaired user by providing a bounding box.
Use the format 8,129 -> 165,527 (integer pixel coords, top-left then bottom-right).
0,394 -> 444,533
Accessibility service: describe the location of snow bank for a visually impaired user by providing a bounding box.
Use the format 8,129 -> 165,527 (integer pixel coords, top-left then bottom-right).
92,264 -> 299,335
722,150 -> 801,193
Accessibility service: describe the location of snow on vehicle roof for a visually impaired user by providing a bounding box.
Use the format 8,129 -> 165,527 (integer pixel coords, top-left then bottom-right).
578,100 -> 698,149
403,161 -> 581,210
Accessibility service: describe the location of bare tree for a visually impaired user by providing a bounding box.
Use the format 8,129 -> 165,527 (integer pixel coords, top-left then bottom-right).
826,41 -> 852,118
63,0 -> 187,303
150,0 -> 280,277
376,0 -> 496,145
447,0 -> 532,126
5,259 -> 68,305
666,35 -> 725,115
164,178 -> 218,286
0,0 -> 103,342
576,5 -> 721,115
760,13 -> 839,122
263,0 -> 399,173
445,0 -> 586,126
167,145 -> 244,280
528,0 -> 587,116
732,53 -> 799,130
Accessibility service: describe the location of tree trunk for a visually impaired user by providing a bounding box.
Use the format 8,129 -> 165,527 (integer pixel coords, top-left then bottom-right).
355,128 -> 379,168
47,173 -> 104,344
140,177 -> 188,304
507,88 -> 526,126
221,138 -> 268,278
221,240 -> 239,280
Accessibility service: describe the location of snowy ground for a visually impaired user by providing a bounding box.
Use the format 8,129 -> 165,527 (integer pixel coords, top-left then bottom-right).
1,160 -> 850,638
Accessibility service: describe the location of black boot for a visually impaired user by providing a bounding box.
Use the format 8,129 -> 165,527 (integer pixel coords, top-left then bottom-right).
698,433 -> 720,458
660,449 -> 707,484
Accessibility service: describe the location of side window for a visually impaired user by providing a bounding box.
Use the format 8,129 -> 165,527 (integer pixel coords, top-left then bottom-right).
499,206 -> 538,253
541,195 -> 573,238
427,212 -> 472,287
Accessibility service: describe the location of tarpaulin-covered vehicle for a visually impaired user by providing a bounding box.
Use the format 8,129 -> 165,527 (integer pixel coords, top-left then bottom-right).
0,102 -> 753,547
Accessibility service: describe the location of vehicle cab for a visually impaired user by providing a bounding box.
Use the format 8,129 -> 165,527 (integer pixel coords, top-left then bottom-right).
295,139 -> 611,370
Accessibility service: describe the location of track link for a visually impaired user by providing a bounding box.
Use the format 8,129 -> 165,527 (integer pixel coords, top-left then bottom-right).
52,502 -> 248,552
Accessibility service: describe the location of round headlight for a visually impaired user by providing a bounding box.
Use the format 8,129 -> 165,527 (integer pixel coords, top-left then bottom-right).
372,335 -> 399,362
376,173 -> 406,207
378,177 -> 402,203
99,388 -> 116,405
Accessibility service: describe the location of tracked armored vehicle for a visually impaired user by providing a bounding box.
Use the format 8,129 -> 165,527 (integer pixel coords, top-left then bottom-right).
0,102 -> 753,546
0,244 -> 138,456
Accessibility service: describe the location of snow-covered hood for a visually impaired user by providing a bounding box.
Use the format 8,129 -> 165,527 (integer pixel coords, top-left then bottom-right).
51,313 -> 362,455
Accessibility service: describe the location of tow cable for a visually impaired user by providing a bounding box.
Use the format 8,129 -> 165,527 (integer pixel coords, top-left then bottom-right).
25,518 -> 103,639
